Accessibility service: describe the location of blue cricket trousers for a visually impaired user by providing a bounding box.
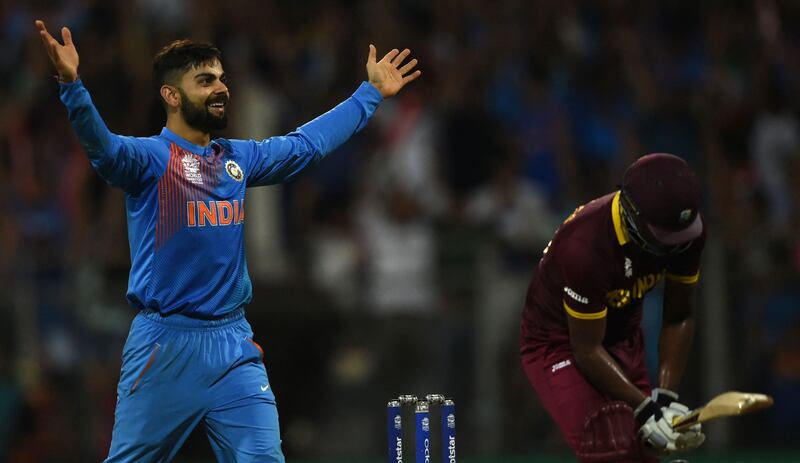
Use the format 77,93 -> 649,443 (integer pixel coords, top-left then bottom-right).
104,308 -> 284,462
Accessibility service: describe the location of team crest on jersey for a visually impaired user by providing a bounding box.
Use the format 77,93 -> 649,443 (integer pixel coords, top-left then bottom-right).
225,160 -> 244,182
624,257 -> 633,278
182,154 -> 203,185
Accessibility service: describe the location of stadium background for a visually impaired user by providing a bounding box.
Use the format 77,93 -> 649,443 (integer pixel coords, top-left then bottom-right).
2,0 -> 800,461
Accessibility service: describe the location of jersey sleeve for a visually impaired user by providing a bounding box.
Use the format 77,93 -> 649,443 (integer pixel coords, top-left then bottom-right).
242,81 -> 382,187
664,231 -> 706,284
559,244 -> 611,320
59,80 -> 161,194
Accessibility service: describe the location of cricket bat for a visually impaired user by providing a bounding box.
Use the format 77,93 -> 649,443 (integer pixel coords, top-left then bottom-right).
672,391 -> 773,432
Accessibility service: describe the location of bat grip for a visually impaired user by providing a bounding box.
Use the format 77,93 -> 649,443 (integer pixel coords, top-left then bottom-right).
672,409 -> 700,432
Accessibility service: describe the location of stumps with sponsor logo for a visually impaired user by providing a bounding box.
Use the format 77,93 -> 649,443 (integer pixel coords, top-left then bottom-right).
387,400 -> 403,463
387,393 -> 456,463
415,400 -> 430,463
440,398 -> 456,463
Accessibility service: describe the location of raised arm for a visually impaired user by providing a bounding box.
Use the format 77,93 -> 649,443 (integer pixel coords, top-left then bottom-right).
35,20 -> 159,193
365,44 -> 421,98
246,45 -> 421,186
35,20 -> 78,82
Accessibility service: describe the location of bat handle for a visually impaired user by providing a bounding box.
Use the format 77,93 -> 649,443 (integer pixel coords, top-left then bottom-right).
672,409 -> 700,432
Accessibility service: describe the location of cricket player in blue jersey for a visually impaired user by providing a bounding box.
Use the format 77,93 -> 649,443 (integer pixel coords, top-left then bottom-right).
35,19 -> 420,463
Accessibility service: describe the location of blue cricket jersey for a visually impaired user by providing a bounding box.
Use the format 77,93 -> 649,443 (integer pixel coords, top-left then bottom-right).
60,79 -> 382,318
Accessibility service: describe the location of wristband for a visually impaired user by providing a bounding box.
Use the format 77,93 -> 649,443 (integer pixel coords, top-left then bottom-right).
634,397 -> 662,426
54,74 -> 79,84
651,388 -> 679,408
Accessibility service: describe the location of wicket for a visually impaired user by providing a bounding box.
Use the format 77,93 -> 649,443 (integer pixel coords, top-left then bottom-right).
387,394 -> 456,463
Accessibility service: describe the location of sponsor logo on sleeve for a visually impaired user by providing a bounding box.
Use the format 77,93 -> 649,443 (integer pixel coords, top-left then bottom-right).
564,286 -> 589,305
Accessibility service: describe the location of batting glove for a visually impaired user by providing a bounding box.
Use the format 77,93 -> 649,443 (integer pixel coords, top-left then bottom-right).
651,388 -> 680,408
635,391 -> 705,455
635,396 -> 679,454
651,389 -> 705,452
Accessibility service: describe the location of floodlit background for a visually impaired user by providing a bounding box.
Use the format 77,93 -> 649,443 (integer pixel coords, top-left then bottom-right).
2,0 -> 800,461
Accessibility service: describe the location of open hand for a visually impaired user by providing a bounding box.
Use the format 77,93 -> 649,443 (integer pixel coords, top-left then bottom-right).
35,20 -> 79,82
365,45 -> 421,98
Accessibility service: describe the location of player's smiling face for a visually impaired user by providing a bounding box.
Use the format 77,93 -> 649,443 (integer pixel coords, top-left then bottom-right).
177,59 -> 229,133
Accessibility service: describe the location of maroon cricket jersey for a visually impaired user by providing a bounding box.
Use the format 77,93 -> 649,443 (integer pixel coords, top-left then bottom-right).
520,191 -> 705,353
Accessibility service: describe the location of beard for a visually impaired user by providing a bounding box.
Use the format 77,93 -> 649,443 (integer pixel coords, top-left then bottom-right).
179,88 -> 228,132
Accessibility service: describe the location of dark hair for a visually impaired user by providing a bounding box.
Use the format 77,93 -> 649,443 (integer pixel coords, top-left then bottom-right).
152,39 -> 222,93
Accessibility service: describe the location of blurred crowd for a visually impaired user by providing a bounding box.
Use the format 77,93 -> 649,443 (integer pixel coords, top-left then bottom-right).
2,0 -> 800,461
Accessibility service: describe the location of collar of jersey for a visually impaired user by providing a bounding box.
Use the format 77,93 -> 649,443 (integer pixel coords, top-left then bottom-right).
160,127 -> 216,156
611,191 -> 630,246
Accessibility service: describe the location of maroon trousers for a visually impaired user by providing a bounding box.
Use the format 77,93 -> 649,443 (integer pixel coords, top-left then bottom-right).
522,331 -> 657,460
